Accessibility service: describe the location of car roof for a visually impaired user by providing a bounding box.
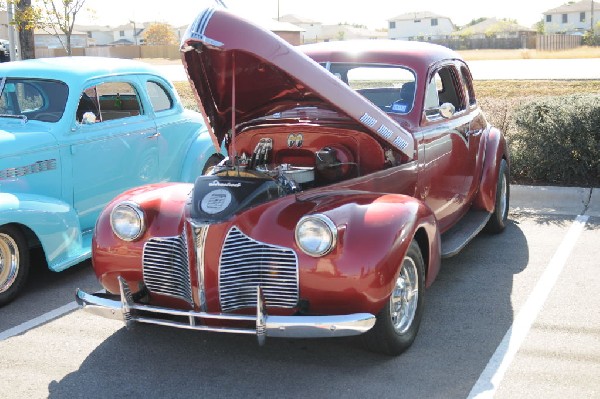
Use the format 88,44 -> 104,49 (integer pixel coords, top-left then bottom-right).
0,56 -> 166,83
300,40 -> 462,71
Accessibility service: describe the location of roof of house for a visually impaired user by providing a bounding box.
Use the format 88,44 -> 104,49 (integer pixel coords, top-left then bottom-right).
254,18 -> 304,32
454,17 -> 534,35
73,24 -> 113,32
389,11 -> 450,22
321,24 -> 387,39
544,0 -> 599,14
279,14 -> 320,25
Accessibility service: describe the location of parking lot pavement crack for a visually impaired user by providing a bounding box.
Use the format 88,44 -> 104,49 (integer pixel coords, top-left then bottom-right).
582,188 -> 593,215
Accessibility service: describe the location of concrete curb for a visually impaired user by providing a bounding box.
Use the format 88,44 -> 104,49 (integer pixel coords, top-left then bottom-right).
510,185 -> 599,217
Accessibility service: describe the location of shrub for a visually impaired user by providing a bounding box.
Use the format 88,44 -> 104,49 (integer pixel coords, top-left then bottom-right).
511,95 -> 600,186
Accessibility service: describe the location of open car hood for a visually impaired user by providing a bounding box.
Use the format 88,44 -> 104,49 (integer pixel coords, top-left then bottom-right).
180,6 -> 415,159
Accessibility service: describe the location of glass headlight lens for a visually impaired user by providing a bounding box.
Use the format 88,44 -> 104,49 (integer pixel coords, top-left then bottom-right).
295,214 -> 337,257
110,202 -> 145,241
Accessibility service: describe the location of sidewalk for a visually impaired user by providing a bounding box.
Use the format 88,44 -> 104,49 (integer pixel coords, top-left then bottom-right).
510,185 -> 600,217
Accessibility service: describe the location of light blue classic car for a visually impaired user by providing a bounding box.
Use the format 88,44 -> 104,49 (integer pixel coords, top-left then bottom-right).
0,57 -> 222,305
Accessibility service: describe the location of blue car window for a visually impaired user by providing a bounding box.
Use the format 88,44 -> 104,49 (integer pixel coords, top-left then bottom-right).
146,81 -> 174,112
0,79 -> 68,122
79,81 -> 142,123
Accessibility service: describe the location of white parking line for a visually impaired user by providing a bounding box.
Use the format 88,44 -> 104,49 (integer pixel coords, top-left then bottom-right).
0,301 -> 78,341
467,214 -> 589,399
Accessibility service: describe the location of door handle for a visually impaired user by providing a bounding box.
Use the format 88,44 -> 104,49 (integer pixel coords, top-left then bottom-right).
146,132 -> 161,139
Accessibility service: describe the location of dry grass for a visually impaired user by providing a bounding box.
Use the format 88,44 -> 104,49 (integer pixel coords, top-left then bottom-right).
459,46 -> 600,60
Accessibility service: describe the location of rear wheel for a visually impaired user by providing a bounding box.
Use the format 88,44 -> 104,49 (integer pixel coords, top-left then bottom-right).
485,159 -> 509,233
363,240 -> 425,356
0,226 -> 30,306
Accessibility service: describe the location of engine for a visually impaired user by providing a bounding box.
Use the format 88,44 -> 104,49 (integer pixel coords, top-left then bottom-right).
190,135 -> 359,223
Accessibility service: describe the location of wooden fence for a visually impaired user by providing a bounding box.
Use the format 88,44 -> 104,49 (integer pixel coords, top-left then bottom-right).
35,45 -> 181,60
536,34 -> 582,51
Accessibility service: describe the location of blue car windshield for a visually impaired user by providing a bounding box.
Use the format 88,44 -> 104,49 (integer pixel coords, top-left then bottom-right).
0,78 -> 68,123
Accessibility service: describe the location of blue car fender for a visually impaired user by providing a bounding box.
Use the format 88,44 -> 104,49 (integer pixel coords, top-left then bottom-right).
0,192 -> 89,272
179,128 -> 224,182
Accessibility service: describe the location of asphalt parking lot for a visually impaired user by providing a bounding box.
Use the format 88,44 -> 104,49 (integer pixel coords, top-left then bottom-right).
0,186 -> 598,398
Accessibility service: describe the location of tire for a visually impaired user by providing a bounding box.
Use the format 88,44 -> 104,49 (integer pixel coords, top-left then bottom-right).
363,240 -> 425,356
202,153 -> 225,175
484,159 -> 510,234
0,226 -> 30,306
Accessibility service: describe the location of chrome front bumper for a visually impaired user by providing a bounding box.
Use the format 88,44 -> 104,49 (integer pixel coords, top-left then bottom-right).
76,276 -> 375,344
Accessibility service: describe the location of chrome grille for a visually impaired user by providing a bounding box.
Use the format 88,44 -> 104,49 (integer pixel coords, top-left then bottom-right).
219,227 -> 298,312
143,234 -> 193,304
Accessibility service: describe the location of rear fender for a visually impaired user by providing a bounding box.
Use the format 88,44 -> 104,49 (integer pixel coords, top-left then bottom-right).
473,126 -> 509,212
0,192 -> 87,272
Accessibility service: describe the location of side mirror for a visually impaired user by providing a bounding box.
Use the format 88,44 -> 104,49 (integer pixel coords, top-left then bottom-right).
439,102 -> 455,119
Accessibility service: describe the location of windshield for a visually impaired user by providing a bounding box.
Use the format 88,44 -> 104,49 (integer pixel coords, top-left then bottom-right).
323,63 -> 417,115
0,78 -> 69,122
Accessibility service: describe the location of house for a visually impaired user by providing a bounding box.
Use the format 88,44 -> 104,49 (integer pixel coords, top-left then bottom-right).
543,0 -> 600,34
279,14 -> 323,43
73,24 -> 114,46
33,28 -> 88,49
110,22 -> 146,45
320,24 -> 387,42
388,11 -> 454,40
454,18 -> 535,39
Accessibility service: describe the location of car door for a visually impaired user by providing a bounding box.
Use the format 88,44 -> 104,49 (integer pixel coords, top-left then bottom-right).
68,78 -> 159,230
142,78 -> 203,181
418,62 -> 480,232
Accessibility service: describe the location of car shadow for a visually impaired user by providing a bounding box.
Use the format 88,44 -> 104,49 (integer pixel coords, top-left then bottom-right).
47,220 -> 528,398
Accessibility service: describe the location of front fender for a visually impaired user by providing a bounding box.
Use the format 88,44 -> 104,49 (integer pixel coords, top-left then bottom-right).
239,191 -> 440,315
474,126 -> 509,212
0,192 -> 87,271
179,128 -> 224,182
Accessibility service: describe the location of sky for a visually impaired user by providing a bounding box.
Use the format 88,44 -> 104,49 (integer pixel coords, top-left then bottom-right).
77,0 -> 568,29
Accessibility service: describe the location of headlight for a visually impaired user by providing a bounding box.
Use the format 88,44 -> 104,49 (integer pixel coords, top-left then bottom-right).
295,214 -> 337,257
110,202 -> 145,241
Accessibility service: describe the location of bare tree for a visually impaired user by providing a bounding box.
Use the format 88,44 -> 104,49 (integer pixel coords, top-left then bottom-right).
39,0 -> 87,55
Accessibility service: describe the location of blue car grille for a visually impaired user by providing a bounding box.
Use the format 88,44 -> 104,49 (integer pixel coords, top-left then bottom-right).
219,227 -> 299,312
142,234 -> 193,304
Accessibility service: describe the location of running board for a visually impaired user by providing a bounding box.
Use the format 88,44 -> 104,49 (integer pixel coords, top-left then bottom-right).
441,210 -> 491,258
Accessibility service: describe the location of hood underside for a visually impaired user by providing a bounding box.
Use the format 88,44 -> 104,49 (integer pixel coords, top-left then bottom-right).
180,6 -> 415,159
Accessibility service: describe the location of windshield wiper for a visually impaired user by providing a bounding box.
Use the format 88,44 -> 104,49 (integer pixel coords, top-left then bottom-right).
0,114 -> 28,122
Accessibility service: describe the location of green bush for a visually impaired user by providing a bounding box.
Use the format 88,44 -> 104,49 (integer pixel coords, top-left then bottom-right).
511,95 -> 600,186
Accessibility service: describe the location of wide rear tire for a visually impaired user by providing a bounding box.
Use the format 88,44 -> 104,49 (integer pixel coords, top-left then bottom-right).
0,226 -> 30,306
363,240 -> 425,356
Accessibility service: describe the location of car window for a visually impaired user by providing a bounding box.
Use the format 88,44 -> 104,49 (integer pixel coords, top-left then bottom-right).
76,81 -> 142,123
146,81 -> 174,112
424,65 -> 465,119
327,63 -> 416,114
460,66 -> 476,107
0,78 -> 68,122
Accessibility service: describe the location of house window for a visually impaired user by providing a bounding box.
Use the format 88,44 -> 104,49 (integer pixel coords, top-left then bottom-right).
389,21 -> 396,29
87,31 -> 92,38
119,30 -> 125,37
546,15 -> 551,23
562,14 -> 567,23
580,12 -> 586,22
431,18 -> 438,26
414,19 -> 421,23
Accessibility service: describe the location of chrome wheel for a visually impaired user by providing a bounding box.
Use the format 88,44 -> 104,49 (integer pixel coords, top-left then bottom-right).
0,232 -> 20,294
390,256 -> 419,334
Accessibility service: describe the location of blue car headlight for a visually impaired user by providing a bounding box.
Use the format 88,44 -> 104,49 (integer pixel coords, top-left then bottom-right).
110,202 -> 145,241
295,214 -> 337,257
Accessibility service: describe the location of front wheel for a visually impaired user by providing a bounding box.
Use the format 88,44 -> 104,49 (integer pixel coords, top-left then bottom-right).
202,153 -> 225,175
485,159 -> 510,233
363,240 -> 425,356
0,226 -> 30,306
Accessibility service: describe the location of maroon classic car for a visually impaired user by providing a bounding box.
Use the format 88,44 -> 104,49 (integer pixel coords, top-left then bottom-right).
76,6 -> 509,355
